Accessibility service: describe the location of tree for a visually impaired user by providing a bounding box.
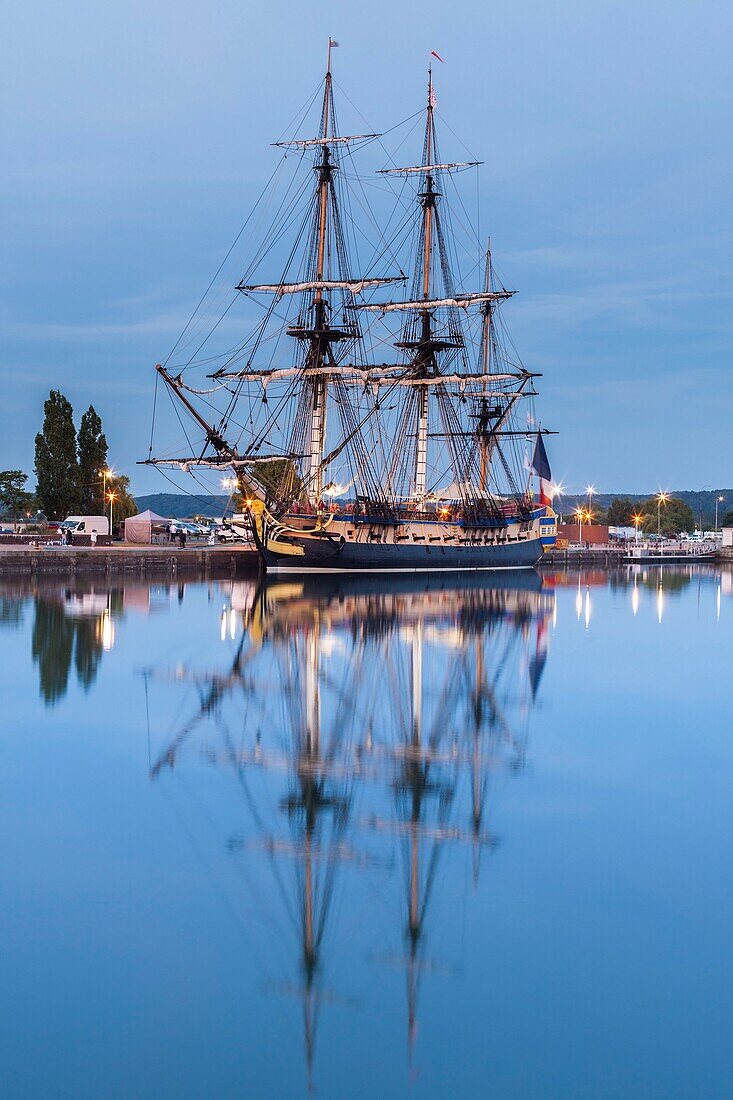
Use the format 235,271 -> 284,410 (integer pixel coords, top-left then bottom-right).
721,508 -> 733,528
34,391 -> 80,519
0,470 -> 34,526
606,497 -> 636,526
106,474 -> 138,528
639,496 -> 695,536
77,406 -> 108,513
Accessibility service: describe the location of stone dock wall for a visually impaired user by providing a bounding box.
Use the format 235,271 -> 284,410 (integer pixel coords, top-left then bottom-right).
0,547 -> 260,578
541,547 -> 625,566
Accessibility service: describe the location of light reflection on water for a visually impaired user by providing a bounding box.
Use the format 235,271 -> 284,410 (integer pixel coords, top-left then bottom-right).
0,566 -> 731,1098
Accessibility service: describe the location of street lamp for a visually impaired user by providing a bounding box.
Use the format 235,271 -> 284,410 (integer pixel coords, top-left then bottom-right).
715,495 -> 725,532
575,506 -> 584,543
632,513 -> 643,544
656,492 -> 669,536
107,491 -> 116,535
99,467 -> 113,506
586,484 -> 595,518
550,482 -> 564,521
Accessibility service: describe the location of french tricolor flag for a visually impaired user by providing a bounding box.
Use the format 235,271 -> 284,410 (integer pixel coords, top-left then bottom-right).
531,432 -> 552,506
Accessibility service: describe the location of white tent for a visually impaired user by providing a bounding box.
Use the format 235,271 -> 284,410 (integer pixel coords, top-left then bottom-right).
124,509 -> 169,544
433,481 -> 481,501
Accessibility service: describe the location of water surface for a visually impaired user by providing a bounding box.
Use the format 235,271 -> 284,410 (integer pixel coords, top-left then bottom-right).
1,567 -> 731,1098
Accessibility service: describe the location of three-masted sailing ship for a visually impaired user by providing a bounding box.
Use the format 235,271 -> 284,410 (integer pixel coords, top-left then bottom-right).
144,42 -> 557,572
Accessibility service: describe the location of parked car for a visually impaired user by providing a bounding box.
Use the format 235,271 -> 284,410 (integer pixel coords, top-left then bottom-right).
217,519 -> 253,544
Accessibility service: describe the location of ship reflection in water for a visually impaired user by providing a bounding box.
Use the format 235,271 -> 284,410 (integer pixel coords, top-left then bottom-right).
146,572 -> 554,1087
1,566 -> 732,1095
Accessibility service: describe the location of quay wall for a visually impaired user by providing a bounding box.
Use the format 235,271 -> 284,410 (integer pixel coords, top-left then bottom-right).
0,546 -> 260,578
541,547 -> 624,567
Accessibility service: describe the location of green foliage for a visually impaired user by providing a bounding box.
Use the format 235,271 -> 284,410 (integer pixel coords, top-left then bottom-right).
721,508 -> 733,528
0,470 -> 34,524
77,406 -> 108,513
235,459 -> 303,508
34,391 -> 80,519
606,497 -> 636,526
638,496 -> 695,536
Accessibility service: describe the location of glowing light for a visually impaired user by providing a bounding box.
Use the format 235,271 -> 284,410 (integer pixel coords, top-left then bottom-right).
101,611 -> 115,652
221,477 -> 238,491
584,587 -> 591,630
717,584 -> 721,621
220,607 -> 227,641
229,607 -> 236,640
632,584 -> 639,616
323,482 -> 347,498
551,482 -> 564,499
575,583 -> 583,621
657,585 -> 664,624
585,485 -> 596,496
552,597 -> 557,630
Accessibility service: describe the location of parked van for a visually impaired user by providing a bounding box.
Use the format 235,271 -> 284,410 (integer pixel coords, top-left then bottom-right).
60,515 -> 110,536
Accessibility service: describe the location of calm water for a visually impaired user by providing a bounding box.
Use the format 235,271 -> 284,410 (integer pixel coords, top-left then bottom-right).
1,567 -> 731,1099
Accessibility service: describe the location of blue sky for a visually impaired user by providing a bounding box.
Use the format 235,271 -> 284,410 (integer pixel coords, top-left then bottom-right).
1,0 -> 731,495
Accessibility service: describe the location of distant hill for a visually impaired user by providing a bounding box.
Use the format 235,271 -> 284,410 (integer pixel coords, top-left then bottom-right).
135,493 -> 232,519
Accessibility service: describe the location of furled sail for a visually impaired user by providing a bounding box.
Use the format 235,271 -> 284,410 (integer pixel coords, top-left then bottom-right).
352,291 -> 514,312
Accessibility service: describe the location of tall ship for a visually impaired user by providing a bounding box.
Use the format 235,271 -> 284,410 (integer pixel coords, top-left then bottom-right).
144,42 -> 557,572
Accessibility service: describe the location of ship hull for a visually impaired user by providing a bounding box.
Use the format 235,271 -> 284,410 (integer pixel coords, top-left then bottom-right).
256,522 -> 544,573
264,541 -> 543,573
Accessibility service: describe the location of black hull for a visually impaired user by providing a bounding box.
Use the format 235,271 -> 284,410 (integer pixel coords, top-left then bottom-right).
258,531 -> 544,573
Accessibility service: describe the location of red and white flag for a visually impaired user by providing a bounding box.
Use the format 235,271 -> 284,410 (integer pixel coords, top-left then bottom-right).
430,50 -> 444,62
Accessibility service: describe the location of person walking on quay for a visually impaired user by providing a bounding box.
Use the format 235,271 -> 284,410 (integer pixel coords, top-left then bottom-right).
178,528 -> 186,549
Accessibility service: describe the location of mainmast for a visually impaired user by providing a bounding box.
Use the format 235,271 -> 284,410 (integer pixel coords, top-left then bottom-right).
414,69 -> 436,501
306,40 -> 335,503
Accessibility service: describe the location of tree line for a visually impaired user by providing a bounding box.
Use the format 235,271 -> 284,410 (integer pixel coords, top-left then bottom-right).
0,391 -> 137,525
581,495 -> 708,536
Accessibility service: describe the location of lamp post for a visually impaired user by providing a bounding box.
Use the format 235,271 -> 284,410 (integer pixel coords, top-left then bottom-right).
585,484 -> 595,522
107,491 -> 116,536
551,483 -> 564,522
575,507 -> 584,544
99,468 -> 113,509
633,513 -> 642,544
715,495 -> 725,532
657,492 -> 669,537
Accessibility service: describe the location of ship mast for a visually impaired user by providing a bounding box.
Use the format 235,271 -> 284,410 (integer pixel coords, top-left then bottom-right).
478,241 -> 493,493
414,69 -> 436,501
306,41 -> 335,504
